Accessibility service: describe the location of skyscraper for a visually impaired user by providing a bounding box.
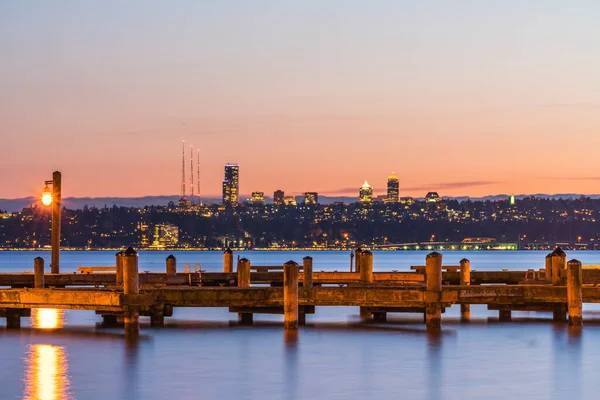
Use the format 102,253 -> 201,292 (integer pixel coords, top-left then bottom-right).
304,192 -> 318,205
359,181 -> 373,203
273,190 -> 285,205
222,163 -> 239,205
251,191 -> 265,205
385,172 -> 399,203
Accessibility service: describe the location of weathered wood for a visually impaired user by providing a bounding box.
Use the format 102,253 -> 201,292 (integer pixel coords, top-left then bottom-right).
302,257 -> 313,288
122,247 -> 139,338
78,266 -> 117,274
360,251 -> 374,319
34,257 -> 44,289
166,254 -> 177,276
284,261 -> 299,330
237,258 -> 252,324
425,252 -> 443,330
459,258 -> 470,321
567,259 -> 583,326
223,248 -> 233,273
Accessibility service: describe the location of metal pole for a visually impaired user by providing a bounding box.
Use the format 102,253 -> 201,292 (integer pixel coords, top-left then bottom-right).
51,171 -> 62,274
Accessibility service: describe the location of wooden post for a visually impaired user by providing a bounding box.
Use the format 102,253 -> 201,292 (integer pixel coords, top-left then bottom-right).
116,251 -> 124,286
551,247 -> 567,321
51,171 -> 61,274
545,252 -> 553,282
284,260 -> 299,330
237,258 -> 252,324
6,309 -> 21,329
360,251 -> 374,319
425,252 -> 442,330
122,247 -> 139,337
166,254 -> 177,276
566,259 -> 583,326
499,310 -> 512,322
34,257 -> 44,288
459,258 -> 470,321
355,248 -> 363,273
302,256 -> 313,288
224,248 -> 233,273
350,251 -> 354,272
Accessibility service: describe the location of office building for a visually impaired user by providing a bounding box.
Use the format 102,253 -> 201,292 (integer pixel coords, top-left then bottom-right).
359,181 -> 373,203
251,191 -> 265,205
222,163 -> 239,205
304,192 -> 318,205
385,172 -> 399,203
274,190 -> 285,205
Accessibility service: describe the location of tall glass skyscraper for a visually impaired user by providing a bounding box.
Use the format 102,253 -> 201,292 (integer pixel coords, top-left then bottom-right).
222,163 -> 239,205
386,172 -> 399,203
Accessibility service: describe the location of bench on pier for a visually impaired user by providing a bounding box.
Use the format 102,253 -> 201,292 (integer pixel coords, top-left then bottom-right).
410,265 -> 461,273
77,266 -> 116,274
250,265 -> 304,273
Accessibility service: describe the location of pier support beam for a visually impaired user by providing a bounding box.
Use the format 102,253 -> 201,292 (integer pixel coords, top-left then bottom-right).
459,258 -> 470,322
425,252 -> 443,330
567,259 -> 583,326
302,256 -> 313,288
552,247 -> 567,321
373,312 -> 387,322
5,309 -> 22,329
499,310 -> 512,322
355,248 -> 363,273
360,251 -> 374,320
224,248 -> 233,273
237,258 -> 252,324
102,314 -> 119,327
545,252 -> 553,283
116,251 -> 124,286
166,254 -> 177,276
284,261 -> 299,330
34,257 -> 44,288
123,247 -> 140,338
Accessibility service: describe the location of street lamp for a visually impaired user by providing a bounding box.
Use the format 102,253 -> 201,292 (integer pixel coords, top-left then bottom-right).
41,171 -> 62,274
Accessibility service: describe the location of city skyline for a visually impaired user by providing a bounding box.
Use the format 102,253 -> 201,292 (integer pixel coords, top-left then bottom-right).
2,1 -> 600,199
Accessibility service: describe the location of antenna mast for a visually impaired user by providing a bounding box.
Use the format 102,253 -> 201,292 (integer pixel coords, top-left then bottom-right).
181,140 -> 186,198
190,145 -> 194,205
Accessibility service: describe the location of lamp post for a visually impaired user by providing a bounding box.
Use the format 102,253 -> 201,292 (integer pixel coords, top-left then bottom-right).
41,171 -> 62,274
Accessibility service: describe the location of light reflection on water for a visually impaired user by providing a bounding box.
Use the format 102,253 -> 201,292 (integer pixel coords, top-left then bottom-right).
23,344 -> 72,400
30,309 -> 66,330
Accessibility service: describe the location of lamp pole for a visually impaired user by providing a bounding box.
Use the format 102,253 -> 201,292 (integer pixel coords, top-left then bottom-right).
51,171 -> 62,273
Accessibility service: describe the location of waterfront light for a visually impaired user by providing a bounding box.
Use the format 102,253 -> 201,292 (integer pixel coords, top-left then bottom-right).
41,184 -> 52,206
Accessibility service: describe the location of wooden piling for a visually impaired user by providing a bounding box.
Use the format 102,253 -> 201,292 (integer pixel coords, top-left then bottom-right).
459,258 -> 470,321
34,257 -> 44,289
284,261 -> 299,330
551,247 -> 567,321
360,251 -> 374,319
51,171 -> 61,274
355,248 -> 363,273
302,256 -> 313,288
224,248 -> 233,273
166,254 -> 177,276
566,259 -> 583,326
545,252 -> 553,282
237,258 -> 252,324
122,247 -> 139,337
425,252 -> 443,330
499,310 -> 512,322
6,309 -> 21,329
116,251 -> 124,286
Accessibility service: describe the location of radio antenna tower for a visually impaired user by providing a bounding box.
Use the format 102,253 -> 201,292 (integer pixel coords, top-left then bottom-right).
181,140 -> 187,198
190,145 -> 195,205
197,148 -> 201,205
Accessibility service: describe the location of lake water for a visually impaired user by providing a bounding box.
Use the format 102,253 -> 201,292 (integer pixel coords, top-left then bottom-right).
1,250 -> 600,400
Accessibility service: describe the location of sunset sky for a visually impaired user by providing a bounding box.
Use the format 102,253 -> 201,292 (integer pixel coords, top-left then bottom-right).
1,1 -> 600,199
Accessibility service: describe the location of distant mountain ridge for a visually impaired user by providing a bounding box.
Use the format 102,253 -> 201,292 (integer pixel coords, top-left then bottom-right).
2,193 -> 600,213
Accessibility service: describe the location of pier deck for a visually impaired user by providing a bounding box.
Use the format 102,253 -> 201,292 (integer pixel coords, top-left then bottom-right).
0,248 -> 593,337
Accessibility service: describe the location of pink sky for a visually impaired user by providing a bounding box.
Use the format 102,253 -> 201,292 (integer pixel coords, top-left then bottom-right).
1,2 -> 600,199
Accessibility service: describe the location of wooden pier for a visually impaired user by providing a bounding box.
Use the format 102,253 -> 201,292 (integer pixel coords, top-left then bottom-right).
0,247 -> 597,338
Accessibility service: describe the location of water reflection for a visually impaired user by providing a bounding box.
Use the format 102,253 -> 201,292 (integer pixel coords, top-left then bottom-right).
30,309 -> 66,330
23,344 -> 72,399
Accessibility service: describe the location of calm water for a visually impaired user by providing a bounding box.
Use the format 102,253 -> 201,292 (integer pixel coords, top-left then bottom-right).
1,250 -> 600,400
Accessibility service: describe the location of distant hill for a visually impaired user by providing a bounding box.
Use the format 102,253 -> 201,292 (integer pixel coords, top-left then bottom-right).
1,194 -> 600,213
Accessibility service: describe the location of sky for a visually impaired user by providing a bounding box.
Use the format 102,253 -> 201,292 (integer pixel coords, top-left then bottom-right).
1,1 -> 600,199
